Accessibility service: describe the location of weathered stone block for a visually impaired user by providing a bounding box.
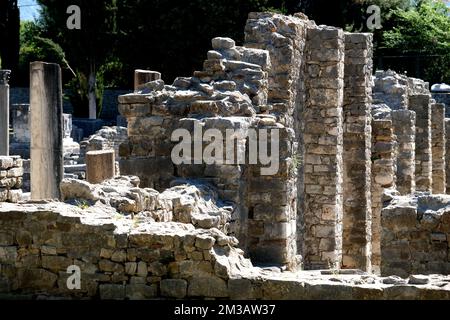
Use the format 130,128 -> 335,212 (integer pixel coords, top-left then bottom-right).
99,284 -> 126,300
160,279 -> 188,299
187,276 -> 228,298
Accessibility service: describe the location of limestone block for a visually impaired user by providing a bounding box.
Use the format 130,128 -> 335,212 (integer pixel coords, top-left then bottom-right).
187,276 -> 228,298
134,70 -> 161,91
212,37 -> 236,50
86,150 -> 115,184
99,284 -> 126,300
160,279 -> 188,299
125,284 -> 157,300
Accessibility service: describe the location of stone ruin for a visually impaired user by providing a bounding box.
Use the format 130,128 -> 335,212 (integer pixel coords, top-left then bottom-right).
1,12 -> 450,299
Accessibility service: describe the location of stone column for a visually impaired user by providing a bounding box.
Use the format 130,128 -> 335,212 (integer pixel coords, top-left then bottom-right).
86,150 -> 115,184
431,103 -> 446,194
303,26 -> 345,269
392,110 -> 416,195
341,33 -> 373,271
371,110 -> 395,273
134,70 -> 161,91
409,94 -> 432,192
0,70 -> 11,156
446,119 -> 450,194
30,62 -> 64,200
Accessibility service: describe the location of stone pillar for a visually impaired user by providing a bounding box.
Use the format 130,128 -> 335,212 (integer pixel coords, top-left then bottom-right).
431,103 -> 446,194
371,111 -> 395,273
86,150 -> 115,184
303,27 -> 345,269
392,110 -> 416,195
341,33 -> 373,271
30,62 -> 64,200
0,70 -> 11,156
134,70 -> 162,91
409,94 -> 432,192
446,119 -> 450,194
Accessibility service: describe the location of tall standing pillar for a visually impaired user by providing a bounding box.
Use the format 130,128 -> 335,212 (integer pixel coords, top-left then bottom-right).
303,26 -> 345,269
409,94 -> 432,192
342,33 -> 373,271
370,108 -> 395,273
431,103 -> 446,194
446,119 -> 450,194
0,70 -> 11,156
30,62 -> 63,200
392,110 -> 416,195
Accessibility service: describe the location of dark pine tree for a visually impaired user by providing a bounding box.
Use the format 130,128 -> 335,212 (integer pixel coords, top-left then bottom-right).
0,0 -> 20,85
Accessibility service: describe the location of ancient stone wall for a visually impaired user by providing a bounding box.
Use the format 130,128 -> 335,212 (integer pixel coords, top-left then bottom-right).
116,13 -> 448,273
0,156 -> 23,203
0,202 -> 244,299
243,12 -> 311,267
79,126 -> 128,163
373,70 -> 408,110
1,199 -> 450,300
9,104 -> 31,160
4,12 -> 450,299
382,194 -> 450,277
118,21 -> 300,266
407,77 -> 430,96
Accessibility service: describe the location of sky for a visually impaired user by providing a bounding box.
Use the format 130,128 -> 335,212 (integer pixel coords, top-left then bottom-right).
18,0 -> 40,21
17,0 -> 450,21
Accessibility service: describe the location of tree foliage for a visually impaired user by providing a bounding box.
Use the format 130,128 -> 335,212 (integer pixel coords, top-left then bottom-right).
0,0 -> 20,84
13,0 -> 450,115
380,0 -> 450,83
37,0 -> 119,117
115,0 -> 274,84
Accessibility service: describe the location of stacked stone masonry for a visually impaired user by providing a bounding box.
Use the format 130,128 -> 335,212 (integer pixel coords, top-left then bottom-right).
392,109 -> 416,195
116,13 -> 450,272
431,103 -> 446,194
370,105 -> 396,272
300,26 -> 345,270
0,156 -> 23,203
409,94 -> 432,192
1,180 -> 450,300
2,12 -> 450,300
342,33 -> 373,271
382,193 -> 450,277
118,13 -> 298,266
446,119 -> 450,193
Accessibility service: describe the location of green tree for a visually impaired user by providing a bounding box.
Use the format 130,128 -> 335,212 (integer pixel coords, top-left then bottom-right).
379,0 -> 450,83
37,0 -> 119,118
115,0 -> 273,84
296,0 -> 415,32
0,0 -> 20,84
17,20 -> 74,86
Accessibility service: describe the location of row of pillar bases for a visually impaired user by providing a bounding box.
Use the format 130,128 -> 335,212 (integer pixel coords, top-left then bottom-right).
1,63 -> 116,201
